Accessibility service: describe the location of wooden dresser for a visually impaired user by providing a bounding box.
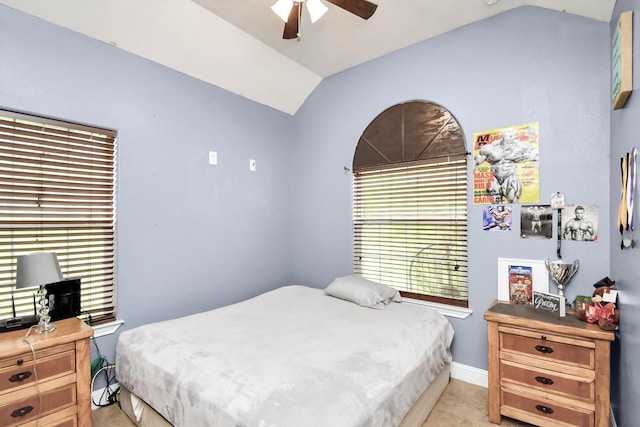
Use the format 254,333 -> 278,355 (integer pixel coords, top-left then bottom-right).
484,300 -> 614,427
0,317 -> 93,427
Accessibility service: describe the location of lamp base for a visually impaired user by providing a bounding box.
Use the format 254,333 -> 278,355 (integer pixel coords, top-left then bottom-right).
35,285 -> 56,334
35,321 -> 56,334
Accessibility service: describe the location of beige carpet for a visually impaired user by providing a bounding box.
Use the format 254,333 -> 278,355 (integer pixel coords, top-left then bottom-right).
92,379 -> 530,426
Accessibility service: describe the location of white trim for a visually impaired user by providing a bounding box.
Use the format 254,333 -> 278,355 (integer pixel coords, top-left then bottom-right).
92,319 -> 124,338
450,361 -> 488,388
402,298 -> 472,319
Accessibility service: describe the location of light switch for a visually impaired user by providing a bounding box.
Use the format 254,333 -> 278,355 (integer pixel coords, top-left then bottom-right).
249,159 -> 256,172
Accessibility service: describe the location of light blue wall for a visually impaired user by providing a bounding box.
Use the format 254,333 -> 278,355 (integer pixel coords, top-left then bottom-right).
292,5 -> 611,369
609,2 -> 639,426
1,5 -> 295,360
3,3 -> 633,422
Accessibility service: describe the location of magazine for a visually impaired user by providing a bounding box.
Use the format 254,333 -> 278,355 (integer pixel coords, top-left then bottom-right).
509,265 -> 533,304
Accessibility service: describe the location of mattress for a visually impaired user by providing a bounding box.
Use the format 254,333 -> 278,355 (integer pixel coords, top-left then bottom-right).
116,285 -> 454,427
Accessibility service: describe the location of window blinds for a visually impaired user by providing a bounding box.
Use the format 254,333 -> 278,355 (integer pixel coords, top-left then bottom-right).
0,110 -> 116,324
353,157 -> 468,307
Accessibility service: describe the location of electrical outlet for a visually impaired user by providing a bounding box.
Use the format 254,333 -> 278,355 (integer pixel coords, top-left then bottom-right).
208,151 -> 218,165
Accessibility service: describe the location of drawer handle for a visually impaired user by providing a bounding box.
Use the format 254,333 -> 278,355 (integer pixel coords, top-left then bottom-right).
534,345 -> 554,354
9,371 -> 33,383
11,405 -> 34,418
535,404 -> 554,414
535,376 -> 554,385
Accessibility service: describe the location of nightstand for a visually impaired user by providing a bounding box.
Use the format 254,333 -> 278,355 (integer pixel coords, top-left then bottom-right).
484,300 -> 614,427
0,317 -> 93,427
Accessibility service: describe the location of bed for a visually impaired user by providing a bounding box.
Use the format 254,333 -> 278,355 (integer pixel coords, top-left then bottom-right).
115,277 -> 454,427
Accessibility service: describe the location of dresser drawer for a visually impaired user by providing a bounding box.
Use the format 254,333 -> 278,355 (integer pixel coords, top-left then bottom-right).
501,359 -> 594,402
50,415 -> 77,427
0,383 -> 76,427
0,345 -> 75,395
500,329 -> 594,369
502,389 -> 594,427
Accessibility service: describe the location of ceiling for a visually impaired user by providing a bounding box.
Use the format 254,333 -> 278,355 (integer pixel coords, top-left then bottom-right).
1,0 -> 615,115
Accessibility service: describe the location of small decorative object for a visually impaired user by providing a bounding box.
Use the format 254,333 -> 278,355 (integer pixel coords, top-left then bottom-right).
533,291 -> 566,317
545,258 -> 579,298
497,258 -> 549,302
508,265 -> 532,304
550,192 -> 565,210
575,277 -> 620,330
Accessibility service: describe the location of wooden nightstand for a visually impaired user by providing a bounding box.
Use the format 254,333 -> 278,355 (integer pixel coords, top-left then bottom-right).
0,317 -> 93,427
484,300 -> 614,427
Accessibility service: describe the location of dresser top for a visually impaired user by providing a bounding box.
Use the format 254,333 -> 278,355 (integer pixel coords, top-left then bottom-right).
484,300 -> 615,341
0,317 -> 93,358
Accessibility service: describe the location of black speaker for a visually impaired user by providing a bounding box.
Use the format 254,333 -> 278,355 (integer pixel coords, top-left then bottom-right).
46,278 -> 81,321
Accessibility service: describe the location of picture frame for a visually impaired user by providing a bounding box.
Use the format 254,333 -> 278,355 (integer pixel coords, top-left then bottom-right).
612,11 -> 633,110
497,258 -> 550,303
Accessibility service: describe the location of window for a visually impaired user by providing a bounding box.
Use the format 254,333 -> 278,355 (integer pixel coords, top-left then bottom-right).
0,110 -> 117,324
352,101 -> 468,307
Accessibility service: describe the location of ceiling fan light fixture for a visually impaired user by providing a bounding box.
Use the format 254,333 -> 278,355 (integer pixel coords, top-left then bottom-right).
271,0 -> 294,22
307,0 -> 328,23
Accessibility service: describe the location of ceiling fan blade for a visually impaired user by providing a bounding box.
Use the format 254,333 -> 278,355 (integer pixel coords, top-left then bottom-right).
326,0 -> 378,20
283,2 -> 300,39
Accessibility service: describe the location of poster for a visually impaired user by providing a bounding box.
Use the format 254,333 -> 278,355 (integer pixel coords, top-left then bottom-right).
561,204 -> 599,241
472,122 -> 540,205
520,205 -> 552,239
483,205 -> 512,231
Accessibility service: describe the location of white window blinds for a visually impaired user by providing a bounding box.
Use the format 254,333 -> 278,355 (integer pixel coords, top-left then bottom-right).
353,157 -> 468,307
0,110 -> 117,324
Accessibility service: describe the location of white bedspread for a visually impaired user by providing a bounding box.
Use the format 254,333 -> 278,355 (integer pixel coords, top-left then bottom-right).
115,285 -> 454,427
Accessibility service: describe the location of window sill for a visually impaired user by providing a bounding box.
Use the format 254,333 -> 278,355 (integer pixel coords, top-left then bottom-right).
402,298 -> 472,319
91,319 -> 124,338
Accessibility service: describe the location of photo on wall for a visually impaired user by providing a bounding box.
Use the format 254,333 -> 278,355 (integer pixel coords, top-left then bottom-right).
561,204 -> 599,241
483,205 -> 512,231
521,205 -> 552,239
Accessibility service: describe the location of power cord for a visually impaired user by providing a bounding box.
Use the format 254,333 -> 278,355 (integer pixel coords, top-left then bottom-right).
23,325 -> 42,427
90,336 -> 119,406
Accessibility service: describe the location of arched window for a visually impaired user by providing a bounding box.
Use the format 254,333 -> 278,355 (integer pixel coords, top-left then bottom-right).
352,101 -> 468,307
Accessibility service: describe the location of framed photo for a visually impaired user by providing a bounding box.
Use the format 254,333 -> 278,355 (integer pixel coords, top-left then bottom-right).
497,258 -> 549,303
561,204 -> 599,242
612,11 -> 633,110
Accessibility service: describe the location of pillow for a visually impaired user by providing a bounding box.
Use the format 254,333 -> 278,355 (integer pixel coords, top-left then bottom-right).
324,275 -> 401,309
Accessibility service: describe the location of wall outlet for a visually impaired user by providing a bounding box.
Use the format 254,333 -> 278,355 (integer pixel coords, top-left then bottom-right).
208,151 -> 218,165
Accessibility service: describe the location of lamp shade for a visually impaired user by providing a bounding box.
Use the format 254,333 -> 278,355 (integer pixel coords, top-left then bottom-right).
16,252 -> 63,289
271,0 -> 294,22
306,0 -> 328,23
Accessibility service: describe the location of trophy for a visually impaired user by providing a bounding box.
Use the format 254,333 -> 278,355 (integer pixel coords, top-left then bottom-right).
545,258 -> 579,297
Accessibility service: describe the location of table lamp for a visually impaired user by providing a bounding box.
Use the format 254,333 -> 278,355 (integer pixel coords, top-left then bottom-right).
16,252 -> 64,334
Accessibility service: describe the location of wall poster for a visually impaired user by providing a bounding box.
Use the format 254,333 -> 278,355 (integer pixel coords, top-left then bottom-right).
472,122 -> 540,205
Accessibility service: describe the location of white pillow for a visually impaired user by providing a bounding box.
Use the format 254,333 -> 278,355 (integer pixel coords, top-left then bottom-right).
324,275 -> 401,309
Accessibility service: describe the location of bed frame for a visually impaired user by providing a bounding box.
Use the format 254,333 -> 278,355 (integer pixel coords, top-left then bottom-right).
118,363 -> 450,427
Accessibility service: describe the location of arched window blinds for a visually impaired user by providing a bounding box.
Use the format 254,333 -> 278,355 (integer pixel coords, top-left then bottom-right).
352,101 -> 468,307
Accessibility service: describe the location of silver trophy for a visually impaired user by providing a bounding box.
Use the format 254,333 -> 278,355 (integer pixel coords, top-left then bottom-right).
545,258 -> 579,297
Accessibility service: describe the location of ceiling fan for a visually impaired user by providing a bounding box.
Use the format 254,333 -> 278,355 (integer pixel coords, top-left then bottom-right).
271,0 -> 378,40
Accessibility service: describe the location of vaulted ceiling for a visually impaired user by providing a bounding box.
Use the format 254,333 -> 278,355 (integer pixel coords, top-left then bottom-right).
1,0 -> 615,115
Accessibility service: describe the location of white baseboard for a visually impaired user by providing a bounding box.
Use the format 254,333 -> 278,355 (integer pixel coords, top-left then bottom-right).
450,361 -> 488,388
